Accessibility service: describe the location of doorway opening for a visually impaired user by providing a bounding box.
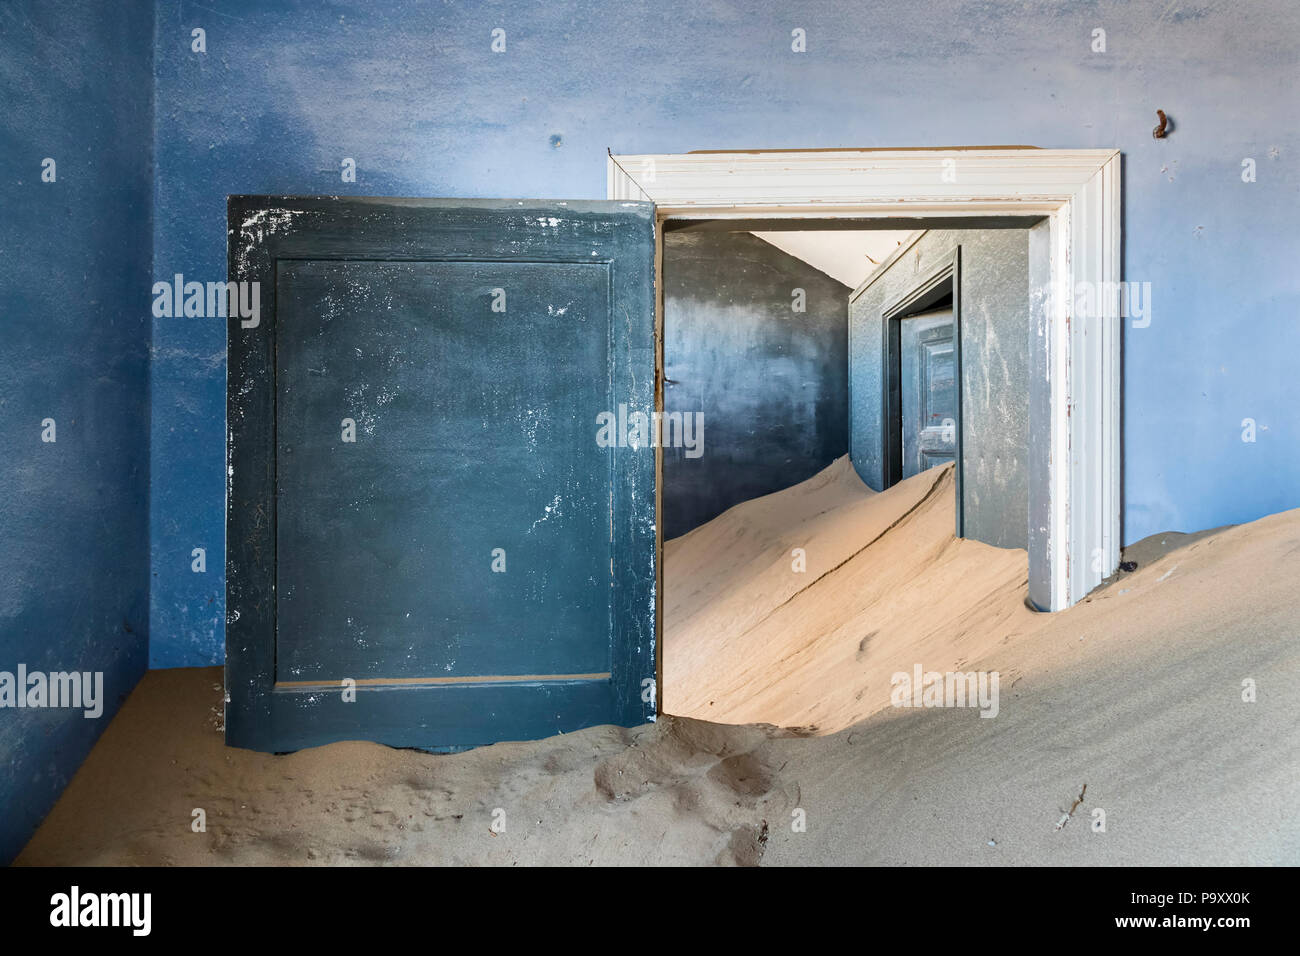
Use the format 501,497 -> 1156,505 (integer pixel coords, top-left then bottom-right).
610,147 -> 1123,730
659,220 -> 1033,732
882,252 -> 960,533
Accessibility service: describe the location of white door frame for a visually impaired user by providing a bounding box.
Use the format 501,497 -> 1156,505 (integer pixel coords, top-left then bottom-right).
608,147 -> 1121,612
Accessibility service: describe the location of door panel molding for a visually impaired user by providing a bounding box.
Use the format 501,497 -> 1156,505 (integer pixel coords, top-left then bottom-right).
609,148 -> 1122,612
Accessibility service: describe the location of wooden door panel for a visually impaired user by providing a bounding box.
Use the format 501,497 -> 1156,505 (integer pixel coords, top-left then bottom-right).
226,198 -> 655,753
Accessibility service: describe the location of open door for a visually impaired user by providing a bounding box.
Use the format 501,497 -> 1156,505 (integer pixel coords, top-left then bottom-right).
899,307 -> 957,478
225,197 -> 656,753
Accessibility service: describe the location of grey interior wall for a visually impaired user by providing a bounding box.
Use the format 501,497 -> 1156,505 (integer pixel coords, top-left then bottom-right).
664,232 -> 850,539
849,229 -> 1031,550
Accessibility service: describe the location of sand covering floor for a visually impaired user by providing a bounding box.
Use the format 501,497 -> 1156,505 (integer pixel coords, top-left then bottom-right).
17,459 -> 1300,865
665,459 -> 1031,732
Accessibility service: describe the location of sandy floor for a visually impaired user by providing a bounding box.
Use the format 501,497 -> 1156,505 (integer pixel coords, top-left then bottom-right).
17,462 -> 1300,865
665,459 -> 1032,732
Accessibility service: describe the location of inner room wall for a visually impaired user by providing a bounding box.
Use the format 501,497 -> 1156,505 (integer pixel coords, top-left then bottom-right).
849,229 -> 1031,550
663,231 -> 851,539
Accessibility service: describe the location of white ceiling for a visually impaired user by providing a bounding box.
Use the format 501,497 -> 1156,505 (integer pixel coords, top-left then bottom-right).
752,230 -> 916,289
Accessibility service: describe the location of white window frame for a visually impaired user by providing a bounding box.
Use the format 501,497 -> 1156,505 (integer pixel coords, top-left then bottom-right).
608,148 -> 1121,611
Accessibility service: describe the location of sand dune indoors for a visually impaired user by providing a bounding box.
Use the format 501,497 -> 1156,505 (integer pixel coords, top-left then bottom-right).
664,458 -> 1035,733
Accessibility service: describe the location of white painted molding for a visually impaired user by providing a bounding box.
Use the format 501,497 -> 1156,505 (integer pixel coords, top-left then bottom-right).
610,148 -> 1122,611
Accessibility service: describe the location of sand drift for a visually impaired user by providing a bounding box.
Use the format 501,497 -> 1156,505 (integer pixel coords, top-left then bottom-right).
665,458 -> 1036,732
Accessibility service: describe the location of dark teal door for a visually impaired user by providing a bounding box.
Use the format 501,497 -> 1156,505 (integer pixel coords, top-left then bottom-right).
900,308 -> 957,477
225,198 -> 656,753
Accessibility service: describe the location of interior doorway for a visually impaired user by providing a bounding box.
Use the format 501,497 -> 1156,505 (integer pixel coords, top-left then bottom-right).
659,220 -> 1029,732
611,147 -> 1123,724
897,304 -> 957,478
610,147 -> 1124,623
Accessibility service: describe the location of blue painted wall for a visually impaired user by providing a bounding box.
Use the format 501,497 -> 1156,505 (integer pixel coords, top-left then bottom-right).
150,0 -> 1300,667
0,1 -> 153,861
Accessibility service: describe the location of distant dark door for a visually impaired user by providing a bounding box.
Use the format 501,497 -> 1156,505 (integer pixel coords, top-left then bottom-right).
226,198 -> 656,753
900,308 -> 957,477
